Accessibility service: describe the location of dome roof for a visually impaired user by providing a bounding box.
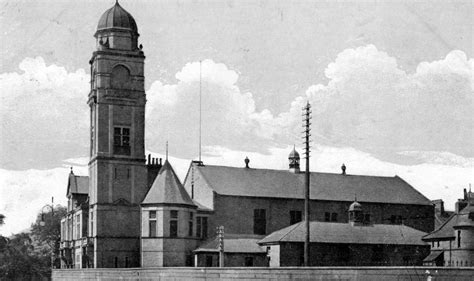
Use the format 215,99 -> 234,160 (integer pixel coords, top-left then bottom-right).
97,1 -> 138,34
349,201 -> 362,212
288,146 -> 300,159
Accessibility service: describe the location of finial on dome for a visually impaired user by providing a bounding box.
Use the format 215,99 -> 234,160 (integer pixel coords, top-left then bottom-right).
70,166 -> 74,174
245,156 -> 250,168
341,163 -> 346,175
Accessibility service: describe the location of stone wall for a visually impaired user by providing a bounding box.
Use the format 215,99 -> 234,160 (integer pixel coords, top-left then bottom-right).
53,267 -> 474,281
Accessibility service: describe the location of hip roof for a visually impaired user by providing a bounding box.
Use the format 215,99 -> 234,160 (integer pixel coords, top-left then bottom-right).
194,165 -> 431,205
259,221 -> 428,246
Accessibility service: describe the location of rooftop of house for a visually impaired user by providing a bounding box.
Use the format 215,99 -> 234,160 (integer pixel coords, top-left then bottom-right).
66,169 -> 89,197
194,234 -> 266,254
142,160 -> 196,207
423,201 -> 474,241
259,221 -> 428,246
191,164 -> 432,206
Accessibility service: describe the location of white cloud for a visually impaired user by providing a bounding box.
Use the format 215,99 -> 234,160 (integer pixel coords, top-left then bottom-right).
146,59 -> 272,158
278,45 -> 473,163
0,167 -> 73,236
2,49 -> 471,170
0,57 -> 89,170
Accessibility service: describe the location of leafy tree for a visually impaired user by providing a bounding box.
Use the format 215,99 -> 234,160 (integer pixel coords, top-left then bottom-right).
0,233 -> 49,280
0,205 -> 66,280
31,205 -> 67,269
0,214 -> 5,225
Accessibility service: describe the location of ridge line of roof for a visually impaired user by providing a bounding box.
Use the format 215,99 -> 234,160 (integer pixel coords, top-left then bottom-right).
196,164 -> 399,179
394,175 -> 431,203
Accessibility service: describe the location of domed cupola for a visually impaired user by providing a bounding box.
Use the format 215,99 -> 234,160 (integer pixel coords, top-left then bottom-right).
288,145 -> 300,173
95,1 -> 140,51
348,198 -> 364,226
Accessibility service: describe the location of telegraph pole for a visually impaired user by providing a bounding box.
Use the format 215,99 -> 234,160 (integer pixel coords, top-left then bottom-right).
217,226 -> 224,267
302,101 -> 311,266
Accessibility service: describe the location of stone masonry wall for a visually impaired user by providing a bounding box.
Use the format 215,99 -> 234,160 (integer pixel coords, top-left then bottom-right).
53,267 -> 474,281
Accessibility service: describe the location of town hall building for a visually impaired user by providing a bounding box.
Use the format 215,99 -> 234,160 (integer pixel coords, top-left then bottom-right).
59,2 -> 434,268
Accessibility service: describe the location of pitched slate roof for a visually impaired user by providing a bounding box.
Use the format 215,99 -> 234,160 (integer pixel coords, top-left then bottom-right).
194,234 -> 266,253
142,160 -> 196,206
194,165 -> 431,205
259,221 -> 427,246
454,205 -> 474,228
66,172 -> 89,197
422,214 -> 456,241
423,205 -> 474,241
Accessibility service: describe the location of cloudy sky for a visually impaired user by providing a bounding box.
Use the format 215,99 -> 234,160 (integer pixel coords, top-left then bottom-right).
0,0 -> 472,235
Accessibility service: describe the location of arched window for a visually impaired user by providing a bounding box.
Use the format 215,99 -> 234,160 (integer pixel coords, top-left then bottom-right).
111,65 -> 131,89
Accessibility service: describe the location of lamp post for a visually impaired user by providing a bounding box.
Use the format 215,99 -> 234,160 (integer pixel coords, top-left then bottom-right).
40,197 -> 55,269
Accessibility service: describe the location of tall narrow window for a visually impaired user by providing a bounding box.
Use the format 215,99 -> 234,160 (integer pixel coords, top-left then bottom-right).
206,255 -> 213,267
90,211 -> 94,237
290,210 -> 302,225
149,211 -> 157,237
113,127 -> 130,155
324,212 -> 331,222
196,216 -> 208,239
458,231 -> 461,248
170,210 -> 178,237
253,209 -> 266,235
202,217 -> 208,239
197,217 -> 202,238
90,107 -> 95,156
188,212 -> 194,237
331,213 -> 338,222
76,214 -> 81,239
61,221 -> 66,241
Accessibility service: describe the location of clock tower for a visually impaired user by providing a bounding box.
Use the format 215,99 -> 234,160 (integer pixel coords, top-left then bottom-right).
88,1 -> 148,268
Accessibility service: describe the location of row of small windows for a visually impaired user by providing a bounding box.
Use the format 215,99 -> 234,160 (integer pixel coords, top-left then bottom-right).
63,208 -> 408,241
204,255 -> 255,267
446,260 -> 474,267
148,210 -> 207,239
